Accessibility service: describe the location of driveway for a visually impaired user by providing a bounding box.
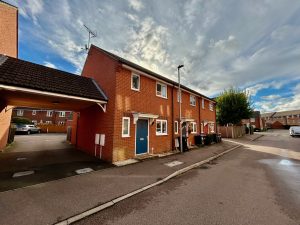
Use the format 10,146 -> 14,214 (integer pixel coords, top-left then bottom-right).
0,133 -> 111,191
8,133 -> 70,152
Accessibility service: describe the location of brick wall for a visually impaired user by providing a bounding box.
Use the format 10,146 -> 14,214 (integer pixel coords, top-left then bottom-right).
200,98 -> 216,133
0,2 -> 18,57
0,2 -> 17,150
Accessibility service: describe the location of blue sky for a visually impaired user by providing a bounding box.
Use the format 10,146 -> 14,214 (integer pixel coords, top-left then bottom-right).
5,0 -> 300,113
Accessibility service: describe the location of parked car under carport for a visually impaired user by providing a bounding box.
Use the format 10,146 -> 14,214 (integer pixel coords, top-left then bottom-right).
15,124 -> 41,135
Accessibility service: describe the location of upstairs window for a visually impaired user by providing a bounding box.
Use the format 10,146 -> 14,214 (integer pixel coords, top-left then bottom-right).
59,111 -> 66,117
209,102 -> 214,111
131,73 -> 140,91
156,120 -> 167,135
156,83 -> 167,98
202,98 -> 205,109
17,110 -> 24,116
190,95 -> 196,106
46,110 -> 53,117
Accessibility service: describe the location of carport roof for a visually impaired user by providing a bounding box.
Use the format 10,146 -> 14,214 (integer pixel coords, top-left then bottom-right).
0,55 -> 108,101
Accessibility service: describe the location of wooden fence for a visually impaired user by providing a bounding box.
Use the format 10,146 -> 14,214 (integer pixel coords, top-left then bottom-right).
217,126 -> 245,138
38,124 -> 67,133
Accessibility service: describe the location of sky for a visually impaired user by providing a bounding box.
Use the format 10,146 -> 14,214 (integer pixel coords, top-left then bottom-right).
5,0 -> 300,113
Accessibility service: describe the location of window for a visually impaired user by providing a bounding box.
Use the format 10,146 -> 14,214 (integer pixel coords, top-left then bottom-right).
156,83 -> 167,98
131,73 -> 140,91
32,110 -> 36,115
201,123 -> 204,133
202,98 -> 205,109
209,102 -> 214,111
122,117 -> 130,137
17,110 -> 24,116
32,120 -> 37,125
190,95 -> 196,106
190,122 -> 197,133
58,121 -> 65,125
46,121 -> 52,124
174,121 -> 178,134
156,120 -> 167,135
59,111 -> 66,117
177,90 -> 182,102
46,110 -> 53,117
209,123 -> 215,133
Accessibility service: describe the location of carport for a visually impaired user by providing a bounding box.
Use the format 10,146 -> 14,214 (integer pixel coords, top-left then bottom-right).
0,55 -> 109,191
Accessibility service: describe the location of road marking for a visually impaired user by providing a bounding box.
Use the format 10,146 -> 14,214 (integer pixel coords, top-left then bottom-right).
16,157 -> 27,161
165,160 -> 183,167
75,168 -> 94,174
12,170 -> 34,178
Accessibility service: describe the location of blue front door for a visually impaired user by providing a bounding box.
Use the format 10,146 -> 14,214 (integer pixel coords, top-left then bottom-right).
136,119 -> 148,154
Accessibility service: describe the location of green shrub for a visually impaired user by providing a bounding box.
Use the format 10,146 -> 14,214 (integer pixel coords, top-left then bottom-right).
11,117 -> 32,124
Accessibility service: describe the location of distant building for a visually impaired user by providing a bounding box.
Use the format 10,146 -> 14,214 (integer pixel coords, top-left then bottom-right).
241,111 -> 265,130
261,109 -> 300,129
12,107 -> 72,125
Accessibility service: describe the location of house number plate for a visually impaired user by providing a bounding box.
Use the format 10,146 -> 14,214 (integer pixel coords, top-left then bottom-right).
140,138 -> 144,141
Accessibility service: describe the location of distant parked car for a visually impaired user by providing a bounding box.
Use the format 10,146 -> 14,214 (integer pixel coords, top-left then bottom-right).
16,124 -> 41,135
289,126 -> 300,137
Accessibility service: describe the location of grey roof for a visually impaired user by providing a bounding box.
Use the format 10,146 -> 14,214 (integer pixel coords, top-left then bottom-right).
261,110 -> 300,118
91,45 -> 216,103
0,55 -> 107,101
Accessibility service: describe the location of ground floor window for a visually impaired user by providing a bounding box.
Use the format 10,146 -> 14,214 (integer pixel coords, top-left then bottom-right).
46,121 -> 52,124
209,123 -> 215,133
201,123 -> 204,133
156,120 -> 167,135
122,117 -> 130,137
190,122 -> 197,133
174,121 -> 178,134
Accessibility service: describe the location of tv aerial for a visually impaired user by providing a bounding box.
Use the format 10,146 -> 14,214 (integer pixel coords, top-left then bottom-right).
82,24 -> 97,52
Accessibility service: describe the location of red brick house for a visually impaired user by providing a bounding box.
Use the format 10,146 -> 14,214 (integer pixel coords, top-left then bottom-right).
12,107 -> 72,125
0,1 -> 18,150
72,45 -> 216,162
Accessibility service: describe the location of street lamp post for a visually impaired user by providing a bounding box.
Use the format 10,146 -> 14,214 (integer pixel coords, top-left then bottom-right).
177,64 -> 184,153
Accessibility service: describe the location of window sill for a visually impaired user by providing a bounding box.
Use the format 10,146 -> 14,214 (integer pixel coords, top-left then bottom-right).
131,88 -> 140,92
156,133 -> 168,136
122,135 -> 131,138
156,95 -> 168,99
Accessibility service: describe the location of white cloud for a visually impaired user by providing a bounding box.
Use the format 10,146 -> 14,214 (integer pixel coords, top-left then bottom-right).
43,61 -> 57,69
128,0 -> 144,11
260,95 -> 281,100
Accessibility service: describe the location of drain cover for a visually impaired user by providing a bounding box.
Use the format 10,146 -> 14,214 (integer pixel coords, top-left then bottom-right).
13,170 -> 35,178
75,168 -> 94,174
165,161 -> 183,167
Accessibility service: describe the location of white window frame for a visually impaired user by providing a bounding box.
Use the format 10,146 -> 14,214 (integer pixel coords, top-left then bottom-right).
46,110 -> 53,117
202,98 -> 205,109
122,117 -> 130,137
17,110 -> 24,116
156,119 -> 168,135
156,82 -> 167,99
190,95 -> 196,106
46,121 -> 52,124
32,110 -> 36,115
59,111 -> 66,117
191,122 -> 197,134
32,120 -> 37,125
131,73 -> 140,91
174,121 -> 178,134
209,102 -> 214,111
58,121 -> 65,125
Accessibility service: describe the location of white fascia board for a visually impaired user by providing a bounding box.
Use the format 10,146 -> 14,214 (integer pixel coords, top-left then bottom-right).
0,84 -> 107,104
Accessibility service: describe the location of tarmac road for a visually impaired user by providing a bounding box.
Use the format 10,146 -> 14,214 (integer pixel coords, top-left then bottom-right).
75,130 -> 300,225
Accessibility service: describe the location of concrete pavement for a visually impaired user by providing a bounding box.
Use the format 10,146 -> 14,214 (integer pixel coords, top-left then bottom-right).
75,131 -> 300,225
0,141 -> 238,225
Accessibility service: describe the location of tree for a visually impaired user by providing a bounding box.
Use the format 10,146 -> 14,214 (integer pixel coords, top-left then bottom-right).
216,88 -> 253,126
11,117 -> 32,124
